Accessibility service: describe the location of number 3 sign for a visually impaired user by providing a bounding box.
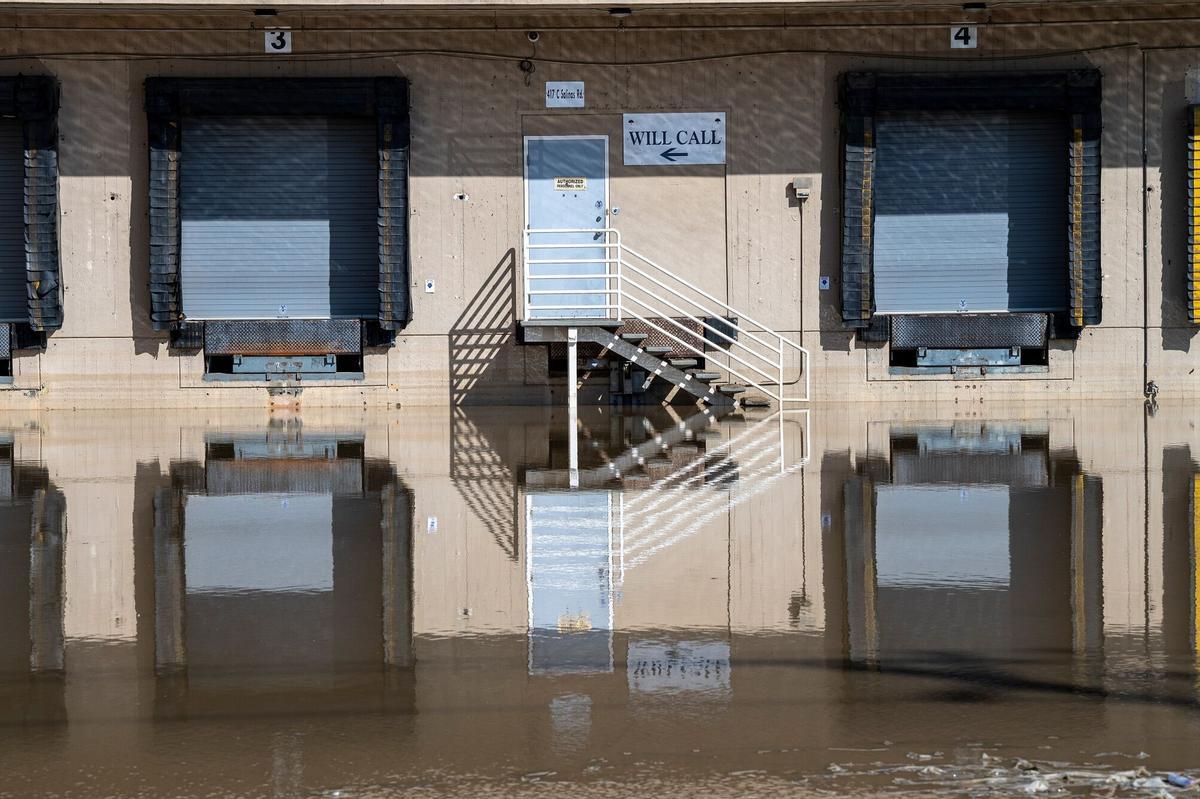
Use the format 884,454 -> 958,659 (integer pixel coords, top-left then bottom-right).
264,28 -> 292,54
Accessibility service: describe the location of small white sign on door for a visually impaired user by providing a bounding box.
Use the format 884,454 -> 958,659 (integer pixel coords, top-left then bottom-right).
623,112 -> 726,166
265,28 -> 292,54
950,25 -> 977,49
546,81 -> 585,108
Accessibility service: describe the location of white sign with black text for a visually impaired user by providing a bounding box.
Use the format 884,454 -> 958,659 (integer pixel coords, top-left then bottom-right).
623,112 -> 726,166
264,28 -> 292,54
950,25 -> 978,49
545,81 -> 585,108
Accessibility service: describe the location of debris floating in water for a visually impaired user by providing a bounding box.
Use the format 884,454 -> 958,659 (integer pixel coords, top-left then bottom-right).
796,754 -> 1200,797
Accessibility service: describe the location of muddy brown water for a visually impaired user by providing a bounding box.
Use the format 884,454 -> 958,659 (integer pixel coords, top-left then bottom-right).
0,404 -> 1197,797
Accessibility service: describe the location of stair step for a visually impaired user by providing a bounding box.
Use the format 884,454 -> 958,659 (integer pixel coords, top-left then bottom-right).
740,395 -> 772,408
668,358 -> 698,369
588,330 -> 736,407
622,474 -> 651,489
620,332 -> 648,343
644,458 -> 674,478
690,371 -> 721,382
719,384 -> 748,395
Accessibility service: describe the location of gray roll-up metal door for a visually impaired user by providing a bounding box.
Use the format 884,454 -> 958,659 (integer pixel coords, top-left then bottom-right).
0,120 -> 25,323
181,116 -> 378,320
873,110 -> 1068,315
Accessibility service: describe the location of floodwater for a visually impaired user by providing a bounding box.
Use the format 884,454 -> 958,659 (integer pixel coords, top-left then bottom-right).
0,402 -> 1198,798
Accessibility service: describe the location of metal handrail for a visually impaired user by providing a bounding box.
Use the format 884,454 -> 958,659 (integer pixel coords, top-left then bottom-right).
621,259 -> 783,355
619,278 -> 778,384
524,227 -> 810,403
618,304 -> 779,392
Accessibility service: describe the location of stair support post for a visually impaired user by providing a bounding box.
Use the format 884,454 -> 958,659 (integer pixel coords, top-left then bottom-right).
778,335 -> 785,405
567,327 -> 579,488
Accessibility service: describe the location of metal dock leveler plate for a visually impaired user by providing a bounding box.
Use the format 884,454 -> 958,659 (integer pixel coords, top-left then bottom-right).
623,113 -> 726,166
890,313 -> 1049,371
890,314 -> 1049,350
0,322 -> 10,383
204,320 -> 363,356
203,320 -> 364,380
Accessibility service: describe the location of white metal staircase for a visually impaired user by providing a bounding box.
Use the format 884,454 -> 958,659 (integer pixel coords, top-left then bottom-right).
521,228 -> 810,407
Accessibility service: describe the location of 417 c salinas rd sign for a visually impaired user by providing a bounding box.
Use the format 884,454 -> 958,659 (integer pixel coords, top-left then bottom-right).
623,112 -> 726,166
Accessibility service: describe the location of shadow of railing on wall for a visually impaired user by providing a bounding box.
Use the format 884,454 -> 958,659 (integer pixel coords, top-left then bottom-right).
448,249 -> 518,406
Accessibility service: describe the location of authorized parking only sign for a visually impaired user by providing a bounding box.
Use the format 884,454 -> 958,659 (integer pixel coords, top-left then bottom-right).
623,112 -> 726,166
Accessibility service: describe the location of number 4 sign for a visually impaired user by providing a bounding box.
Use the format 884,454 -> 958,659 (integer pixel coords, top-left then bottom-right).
264,28 -> 292,54
951,25 -> 978,49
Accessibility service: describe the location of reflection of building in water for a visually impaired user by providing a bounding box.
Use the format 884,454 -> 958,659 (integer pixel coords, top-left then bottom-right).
832,422 -> 1103,666
0,432 -> 67,723
519,408 -> 810,682
152,419 -> 414,714
449,408 -> 522,561
1163,446 -> 1199,666
3,406 -> 1199,788
628,640 -> 731,697
522,407 -> 809,573
0,434 -> 67,675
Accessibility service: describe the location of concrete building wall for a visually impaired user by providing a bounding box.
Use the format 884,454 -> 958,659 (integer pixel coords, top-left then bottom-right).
0,4 -> 1194,407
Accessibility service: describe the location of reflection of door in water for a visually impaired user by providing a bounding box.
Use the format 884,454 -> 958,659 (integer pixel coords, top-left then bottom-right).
526,490 -> 614,673
524,136 -> 609,319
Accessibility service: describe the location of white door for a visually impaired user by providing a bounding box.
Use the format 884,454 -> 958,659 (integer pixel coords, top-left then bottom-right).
524,136 -> 610,319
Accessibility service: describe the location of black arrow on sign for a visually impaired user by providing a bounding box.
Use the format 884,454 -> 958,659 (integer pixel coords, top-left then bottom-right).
660,147 -> 689,162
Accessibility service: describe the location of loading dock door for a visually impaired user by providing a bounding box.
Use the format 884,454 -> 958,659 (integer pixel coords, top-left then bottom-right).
873,110 -> 1068,315
180,116 -> 378,321
0,120 -> 24,323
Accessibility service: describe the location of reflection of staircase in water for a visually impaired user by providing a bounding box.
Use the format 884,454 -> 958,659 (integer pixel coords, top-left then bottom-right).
617,409 -> 809,572
450,408 -> 520,561
524,407 -> 721,490
524,409 -> 810,578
